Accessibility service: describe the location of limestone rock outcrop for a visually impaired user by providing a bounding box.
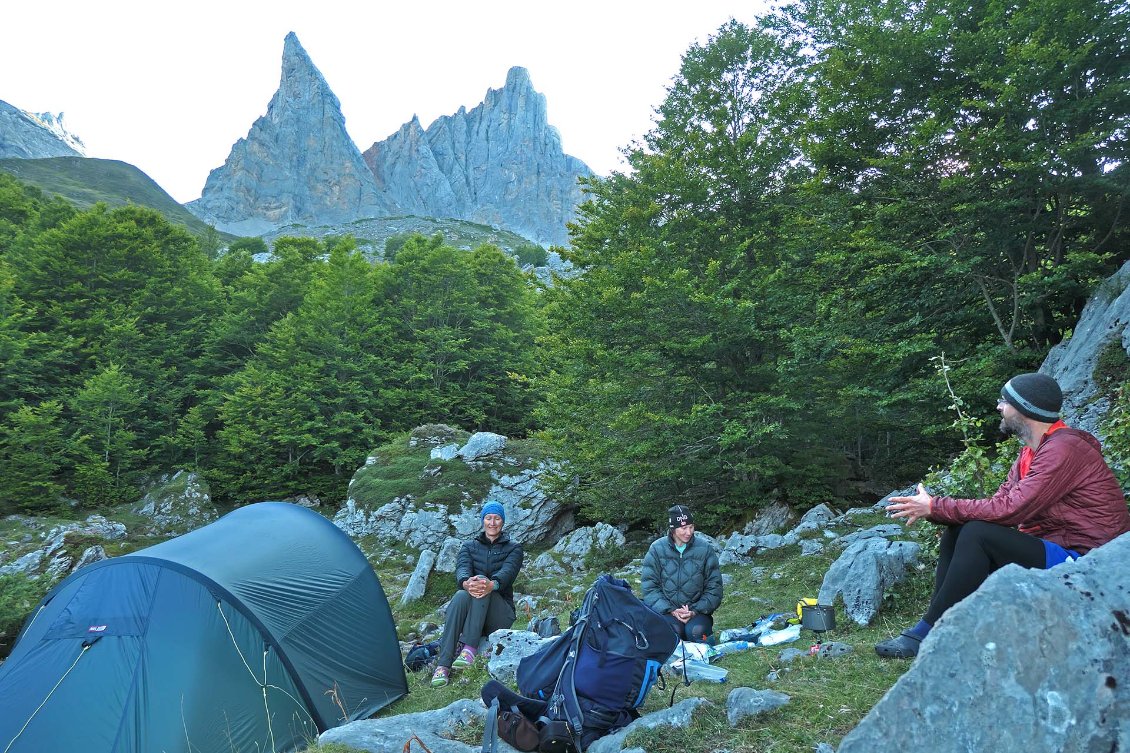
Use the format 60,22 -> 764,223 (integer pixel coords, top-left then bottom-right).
363,67 -> 592,246
0,101 -> 84,159
839,531 -> 1130,752
188,33 -> 389,236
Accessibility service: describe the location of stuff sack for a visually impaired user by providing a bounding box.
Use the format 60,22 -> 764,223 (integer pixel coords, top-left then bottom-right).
404,640 -> 440,672
498,708 -> 541,751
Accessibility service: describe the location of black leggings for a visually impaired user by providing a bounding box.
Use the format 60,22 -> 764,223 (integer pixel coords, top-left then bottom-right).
924,521 -> 1046,625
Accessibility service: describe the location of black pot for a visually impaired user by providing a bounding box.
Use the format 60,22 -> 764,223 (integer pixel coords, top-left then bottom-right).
800,604 -> 836,632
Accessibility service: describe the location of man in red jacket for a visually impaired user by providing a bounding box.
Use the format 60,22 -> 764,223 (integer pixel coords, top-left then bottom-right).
876,372 -> 1130,659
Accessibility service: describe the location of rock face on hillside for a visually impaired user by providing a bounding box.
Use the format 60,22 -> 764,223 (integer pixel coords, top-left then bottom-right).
187,32 -> 389,236
0,101 -> 84,159
1043,258 -> 1130,436
363,67 -> 592,246
334,426 -> 574,554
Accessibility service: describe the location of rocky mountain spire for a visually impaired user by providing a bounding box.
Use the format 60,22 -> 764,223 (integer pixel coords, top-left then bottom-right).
188,32 -> 388,236
0,101 -> 84,158
363,66 -> 592,247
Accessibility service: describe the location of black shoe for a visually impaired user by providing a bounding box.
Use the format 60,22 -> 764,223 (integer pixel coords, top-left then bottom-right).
875,631 -> 921,659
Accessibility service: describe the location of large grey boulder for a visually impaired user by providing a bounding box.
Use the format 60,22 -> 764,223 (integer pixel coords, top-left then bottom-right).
818,537 -> 921,625
363,67 -> 592,247
188,32 -> 389,235
839,531 -> 1130,753
484,628 -> 550,685
435,537 -> 463,573
743,502 -> 795,535
553,523 -> 626,570
0,100 -> 84,158
1043,258 -> 1130,436
318,698 -> 483,753
133,470 -> 216,535
790,503 -> 837,535
484,464 -> 576,545
726,687 -> 791,726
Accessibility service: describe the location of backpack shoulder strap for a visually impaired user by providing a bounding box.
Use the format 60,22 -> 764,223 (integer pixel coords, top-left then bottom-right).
482,697 -> 500,753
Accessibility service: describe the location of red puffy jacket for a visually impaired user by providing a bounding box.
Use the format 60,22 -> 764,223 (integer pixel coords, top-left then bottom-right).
930,426 -> 1130,554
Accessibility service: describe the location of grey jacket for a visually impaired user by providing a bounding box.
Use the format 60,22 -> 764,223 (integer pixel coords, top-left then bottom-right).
640,534 -> 723,615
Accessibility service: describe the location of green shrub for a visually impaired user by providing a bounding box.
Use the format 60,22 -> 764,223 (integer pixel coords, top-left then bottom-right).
0,573 -> 48,659
514,242 -> 548,267
1100,381 -> 1130,490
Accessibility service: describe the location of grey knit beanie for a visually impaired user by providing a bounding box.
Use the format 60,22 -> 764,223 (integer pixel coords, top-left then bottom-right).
1001,373 -> 1062,421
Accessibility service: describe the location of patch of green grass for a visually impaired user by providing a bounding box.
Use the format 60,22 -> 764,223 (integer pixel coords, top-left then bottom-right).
348,434 -> 495,514
1093,338 -> 1129,390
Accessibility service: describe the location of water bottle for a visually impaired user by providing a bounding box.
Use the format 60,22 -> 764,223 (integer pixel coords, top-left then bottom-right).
708,640 -> 755,658
679,658 -> 729,683
758,624 -> 801,646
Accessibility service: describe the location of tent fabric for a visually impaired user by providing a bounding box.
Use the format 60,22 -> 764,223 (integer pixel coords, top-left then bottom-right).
0,501 -> 407,753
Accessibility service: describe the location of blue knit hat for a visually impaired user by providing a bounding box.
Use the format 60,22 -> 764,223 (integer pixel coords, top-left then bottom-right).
481,501 -> 505,523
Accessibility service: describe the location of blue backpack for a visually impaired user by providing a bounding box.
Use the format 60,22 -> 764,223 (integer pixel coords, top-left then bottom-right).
516,575 -> 678,751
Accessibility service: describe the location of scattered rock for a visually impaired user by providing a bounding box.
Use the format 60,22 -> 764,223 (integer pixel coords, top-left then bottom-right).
726,687 -> 791,726
318,698 -> 483,753
586,698 -> 713,753
399,549 -> 436,606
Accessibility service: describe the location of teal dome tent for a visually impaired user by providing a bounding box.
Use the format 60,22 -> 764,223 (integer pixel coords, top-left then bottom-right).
0,502 -> 407,752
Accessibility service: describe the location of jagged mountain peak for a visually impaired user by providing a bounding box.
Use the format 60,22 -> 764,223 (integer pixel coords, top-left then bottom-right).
187,33 -> 388,235
0,100 -> 84,159
503,66 -> 533,91
363,68 -> 592,246
277,32 -> 338,109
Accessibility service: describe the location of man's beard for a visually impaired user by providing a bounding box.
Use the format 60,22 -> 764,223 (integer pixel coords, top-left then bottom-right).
1000,414 -> 1030,442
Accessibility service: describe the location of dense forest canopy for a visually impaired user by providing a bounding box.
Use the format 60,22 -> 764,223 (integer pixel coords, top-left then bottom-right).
0,0 -> 1126,528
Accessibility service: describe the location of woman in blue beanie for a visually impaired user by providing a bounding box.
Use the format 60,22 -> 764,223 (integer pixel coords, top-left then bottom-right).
432,500 -> 524,687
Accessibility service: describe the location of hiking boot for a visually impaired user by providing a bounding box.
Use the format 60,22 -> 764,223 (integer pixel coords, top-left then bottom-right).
430,666 -> 450,687
452,644 -> 477,669
875,631 -> 921,659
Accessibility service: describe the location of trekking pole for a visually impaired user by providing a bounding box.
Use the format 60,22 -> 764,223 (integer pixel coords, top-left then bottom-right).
668,640 -> 692,707
402,733 -> 434,753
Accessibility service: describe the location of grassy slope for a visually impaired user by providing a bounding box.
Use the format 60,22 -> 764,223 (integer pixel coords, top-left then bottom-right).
0,156 -> 235,241
262,215 -> 547,258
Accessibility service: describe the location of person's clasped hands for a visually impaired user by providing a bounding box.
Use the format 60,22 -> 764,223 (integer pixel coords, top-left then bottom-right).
671,604 -> 695,623
463,574 -> 494,599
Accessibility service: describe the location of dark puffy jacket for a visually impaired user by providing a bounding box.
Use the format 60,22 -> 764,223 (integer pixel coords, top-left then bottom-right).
640,535 -> 723,615
930,426 -> 1130,554
455,531 -> 524,607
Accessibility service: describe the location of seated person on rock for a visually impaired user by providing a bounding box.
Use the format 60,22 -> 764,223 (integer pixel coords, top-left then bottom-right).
877,372 -> 1130,659
641,504 -> 723,643
432,501 -> 524,687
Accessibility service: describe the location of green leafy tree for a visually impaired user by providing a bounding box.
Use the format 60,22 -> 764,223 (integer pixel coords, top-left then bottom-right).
380,236 -> 542,435
71,364 -> 143,491
214,242 -> 393,501
0,401 -> 67,514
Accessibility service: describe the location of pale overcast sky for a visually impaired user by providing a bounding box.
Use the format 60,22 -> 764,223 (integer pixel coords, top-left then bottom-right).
1,1 -> 769,204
